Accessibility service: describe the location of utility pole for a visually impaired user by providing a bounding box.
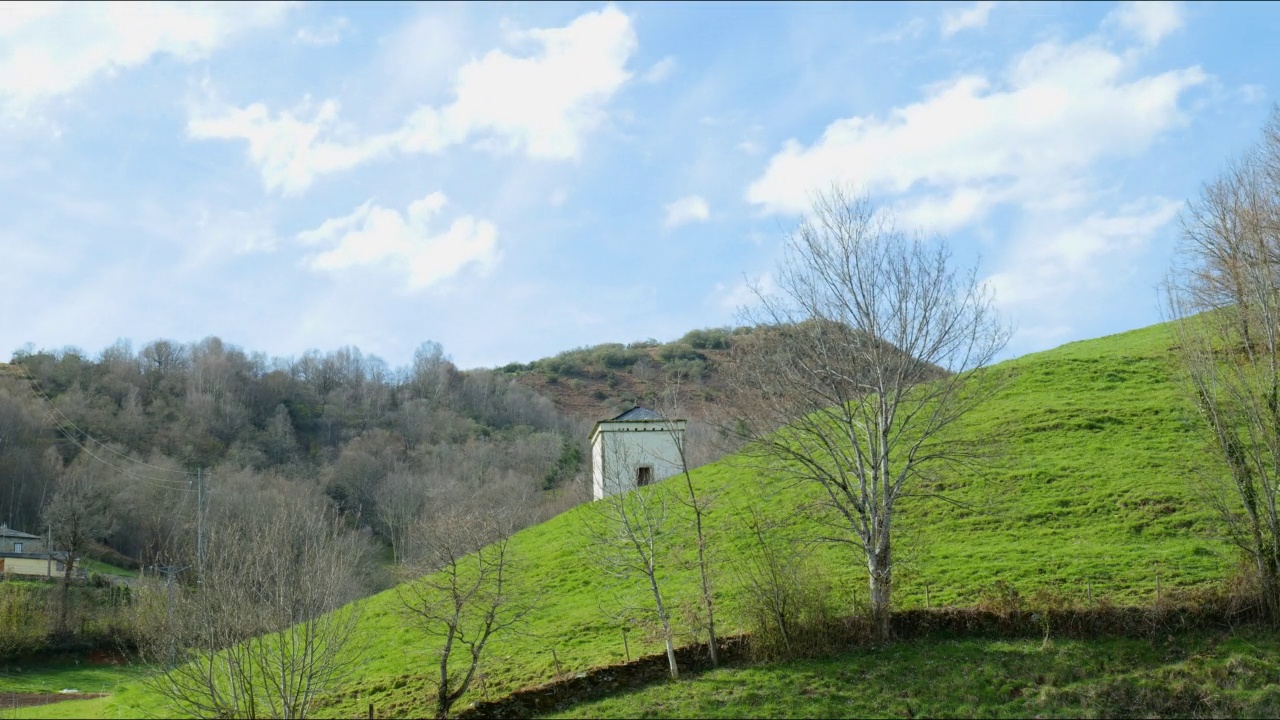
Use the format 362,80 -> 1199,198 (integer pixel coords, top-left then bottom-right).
184,468 -> 211,588
195,469 -> 206,585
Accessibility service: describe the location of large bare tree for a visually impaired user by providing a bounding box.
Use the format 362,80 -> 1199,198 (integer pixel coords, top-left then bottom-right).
138,497 -> 368,719
579,439 -> 683,678
724,187 -> 1010,640
651,383 -> 721,666
43,458 -> 115,633
378,466 -> 430,564
1165,106 -> 1280,620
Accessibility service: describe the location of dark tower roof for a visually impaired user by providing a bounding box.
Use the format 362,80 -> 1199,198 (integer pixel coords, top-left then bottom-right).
609,406 -> 665,421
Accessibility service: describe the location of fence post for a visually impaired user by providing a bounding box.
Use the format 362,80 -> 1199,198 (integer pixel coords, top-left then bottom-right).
622,628 -> 630,662
368,702 -> 373,720
925,584 -> 931,609
552,647 -> 562,678
1087,580 -> 1093,605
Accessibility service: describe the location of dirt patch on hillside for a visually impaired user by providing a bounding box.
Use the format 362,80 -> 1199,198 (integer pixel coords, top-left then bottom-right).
0,691 -> 106,709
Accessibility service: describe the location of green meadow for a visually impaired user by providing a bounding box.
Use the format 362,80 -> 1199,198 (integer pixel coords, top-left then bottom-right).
8,320 -> 1255,718
552,633 -> 1280,719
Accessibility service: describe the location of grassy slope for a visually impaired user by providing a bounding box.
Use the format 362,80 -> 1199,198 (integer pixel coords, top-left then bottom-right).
553,633 -> 1280,719
19,321 -> 1242,718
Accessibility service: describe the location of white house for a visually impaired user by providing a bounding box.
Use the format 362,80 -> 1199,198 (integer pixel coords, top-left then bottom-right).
589,407 -> 686,501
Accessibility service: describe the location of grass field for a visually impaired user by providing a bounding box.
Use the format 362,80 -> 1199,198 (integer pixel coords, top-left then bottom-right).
0,660 -> 153,720
78,559 -> 137,580
14,320 -> 1256,718
551,632 -> 1280,719
0,660 -> 150,696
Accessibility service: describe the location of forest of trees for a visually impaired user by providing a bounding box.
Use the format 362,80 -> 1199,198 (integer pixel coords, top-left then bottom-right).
0,337 -> 589,573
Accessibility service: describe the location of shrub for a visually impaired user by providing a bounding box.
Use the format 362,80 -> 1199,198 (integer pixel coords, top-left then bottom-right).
681,328 -> 732,350
0,582 -> 49,659
735,510 -> 849,662
657,343 -> 706,363
596,345 -> 645,370
665,358 -> 706,381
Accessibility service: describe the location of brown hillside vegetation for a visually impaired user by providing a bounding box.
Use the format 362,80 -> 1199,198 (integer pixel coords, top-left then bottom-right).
501,323 -> 948,423
499,327 -> 745,421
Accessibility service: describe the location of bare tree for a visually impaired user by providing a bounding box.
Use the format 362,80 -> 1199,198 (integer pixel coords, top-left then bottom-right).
378,467 -> 429,564
652,382 -> 720,666
580,440 -> 682,679
139,499 -> 368,719
723,188 -> 1010,641
42,458 -> 115,633
399,501 -> 537,719
1165,107 -> 1280,620
1177,147 -> 1280,347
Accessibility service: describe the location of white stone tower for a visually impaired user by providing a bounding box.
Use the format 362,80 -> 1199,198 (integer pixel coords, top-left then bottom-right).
589,406 -> 686,501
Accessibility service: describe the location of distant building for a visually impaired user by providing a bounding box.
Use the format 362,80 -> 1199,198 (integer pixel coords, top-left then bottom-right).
0,524 -> 67,578
0,525 -> 41,554
589,406 -> 687,501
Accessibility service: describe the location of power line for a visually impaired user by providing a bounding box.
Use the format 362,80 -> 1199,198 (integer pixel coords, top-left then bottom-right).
16,360 -> 195,476
12,360 -> 194,491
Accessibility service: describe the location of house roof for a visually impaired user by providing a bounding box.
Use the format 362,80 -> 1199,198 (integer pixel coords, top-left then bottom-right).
0,526 -> 40,540
610,406 -> 666,421
0,551 -> 65,560
589,406 -> 685,442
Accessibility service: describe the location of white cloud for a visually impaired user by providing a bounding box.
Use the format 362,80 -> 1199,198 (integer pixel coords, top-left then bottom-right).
748,12 -> 1203,356
747,35 -> 1206,218
1105,1 -> 1183,46
714,274 -> 777,312
0,1 -> 292,115
295,16 -> 348,46
664,195 -> 710,228
641,56 -> 677,84
892,186 -> 1003,232
188,97 -> 399,196
1239,84 -> 1267,105
296,193 -> 498,291
941,2 -> 997,37
401,5 -> 636,159
192,5 -> 637,194
985,197 -> 1183,351
985,197 -> 1183,308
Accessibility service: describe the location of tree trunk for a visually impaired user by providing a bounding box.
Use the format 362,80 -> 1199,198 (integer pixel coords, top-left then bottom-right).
648,570 -> 679,679
1259,550 -> 1280,624
867,544 -> 892,642
436,631 -> 454,719
59,554 -> 75,635
698,531 -> 719,667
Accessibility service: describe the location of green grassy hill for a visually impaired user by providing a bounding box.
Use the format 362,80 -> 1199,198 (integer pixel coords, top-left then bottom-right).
11,320 -> 1242,718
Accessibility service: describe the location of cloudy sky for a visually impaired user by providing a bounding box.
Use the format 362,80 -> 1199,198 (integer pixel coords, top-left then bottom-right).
1,1 -> 1276,369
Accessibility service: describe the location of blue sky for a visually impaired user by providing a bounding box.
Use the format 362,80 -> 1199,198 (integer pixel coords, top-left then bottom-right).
1,1 -> 1276,369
